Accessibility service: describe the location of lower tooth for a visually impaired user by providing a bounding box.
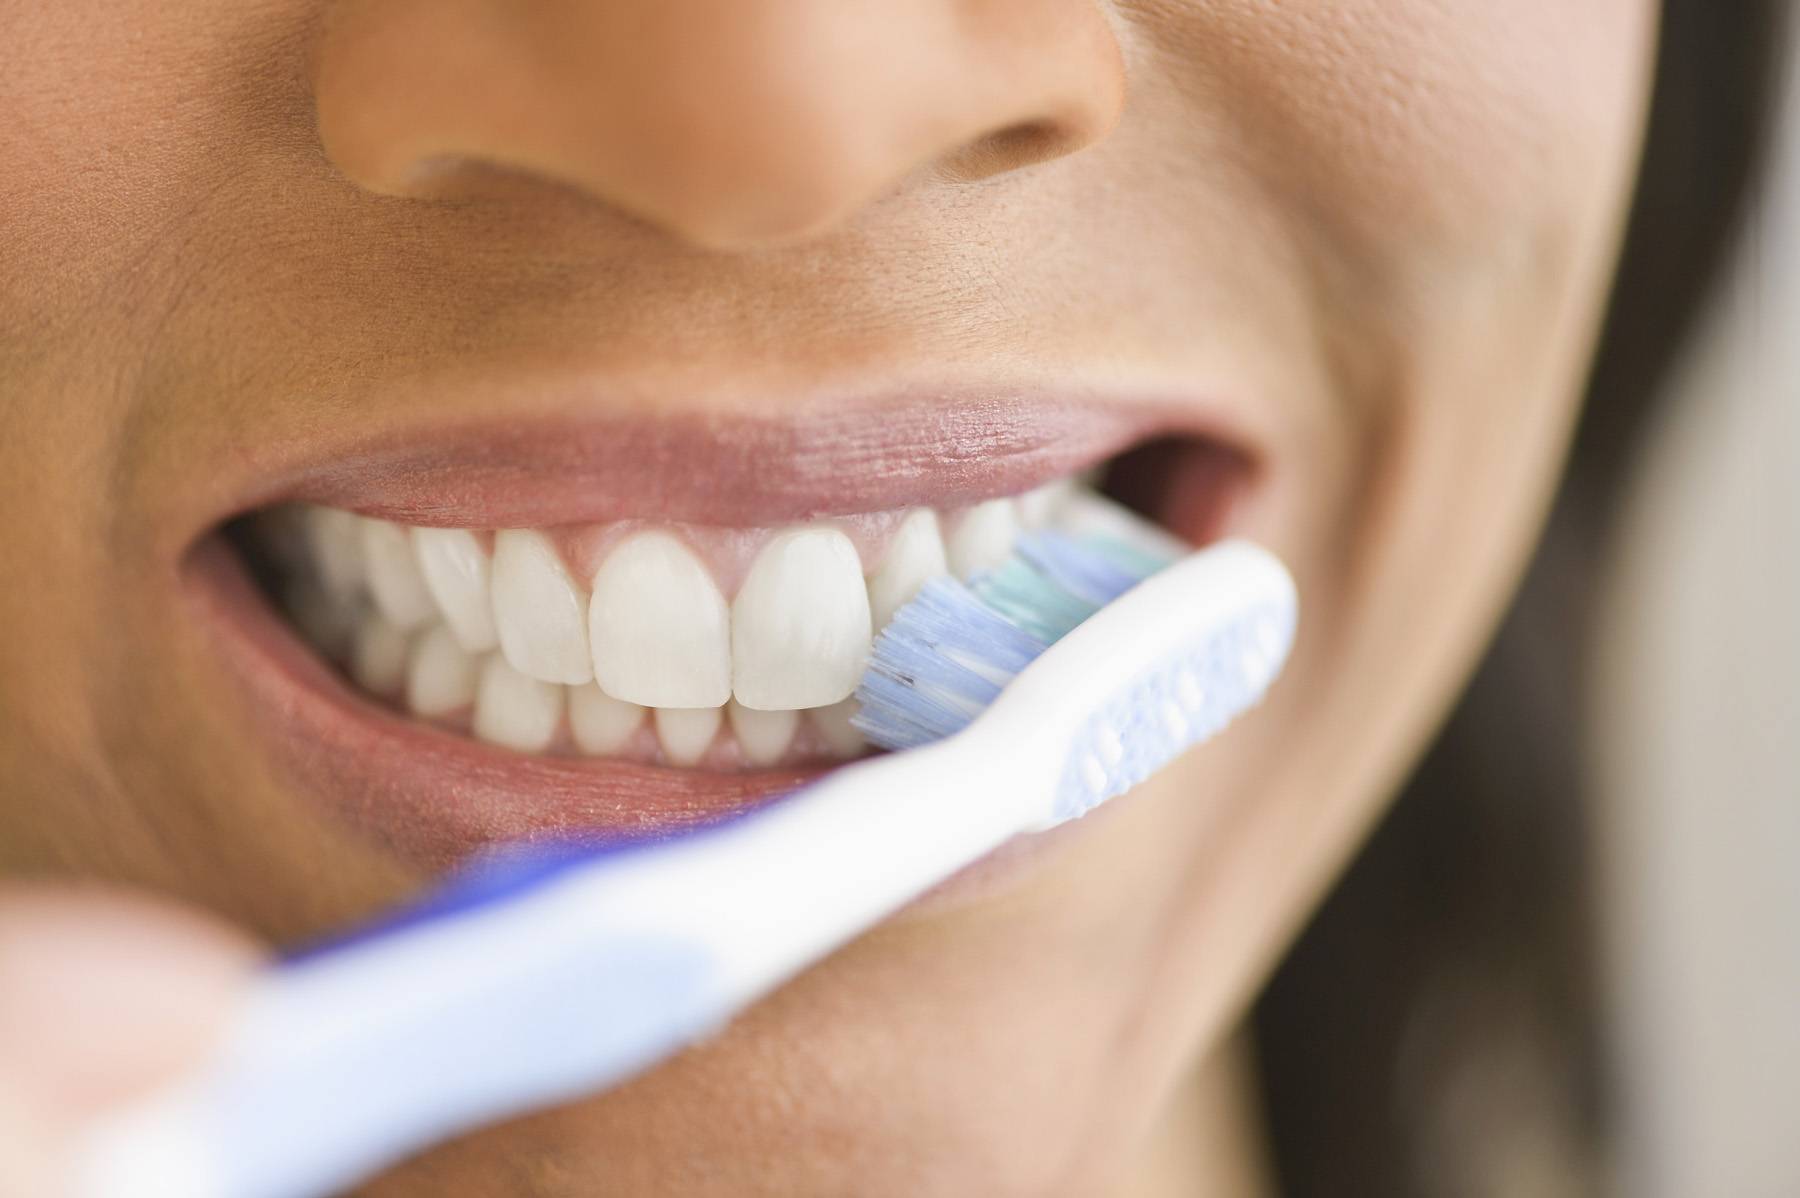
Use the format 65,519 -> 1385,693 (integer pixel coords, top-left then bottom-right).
726,701 -> 799,767
405,625 -> 479,717
473,656 -> 564,752
349,612 -> 409,696
569,684 -> 645,755
654,706 -> 721,767
810,699 -> 867,758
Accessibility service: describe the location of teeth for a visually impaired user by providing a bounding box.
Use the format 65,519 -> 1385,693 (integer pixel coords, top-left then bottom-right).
1055,489 -> 1190,561
472,655 -> 564,752
491,530 -> 594,685
732,528 -> 871,710
405,624 -> 479,717
654,706 -> 722,766
348,611 -> 409,696
302,507 -> 367,601
865,509 -> 949,630
810,698 -> 867,758
568,683 -> 645,755
726,701 -> 799,766
588,532 -> 731,709
284,479 -> 1123,764
946,499 -> 1022,579
1016,480 -> 1074,529
360,518 -> 437,630
410,528 -> 498,652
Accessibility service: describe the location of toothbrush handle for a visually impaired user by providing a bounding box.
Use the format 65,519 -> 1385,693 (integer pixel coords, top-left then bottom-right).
74,894 -> 728,1198
74,739 -> 1025,1198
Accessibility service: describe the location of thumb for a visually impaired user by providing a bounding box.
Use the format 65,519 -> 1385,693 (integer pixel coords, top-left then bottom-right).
0,884 -> 258,1126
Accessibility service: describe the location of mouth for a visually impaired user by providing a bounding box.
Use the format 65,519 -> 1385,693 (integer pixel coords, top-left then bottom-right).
184,393 -> 1257,868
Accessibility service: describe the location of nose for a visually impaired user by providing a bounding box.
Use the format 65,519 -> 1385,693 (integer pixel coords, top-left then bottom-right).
313,0 -> 1125,249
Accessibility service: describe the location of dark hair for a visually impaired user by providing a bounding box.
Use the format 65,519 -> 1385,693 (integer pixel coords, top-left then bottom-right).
1252,3 -> 1790,1194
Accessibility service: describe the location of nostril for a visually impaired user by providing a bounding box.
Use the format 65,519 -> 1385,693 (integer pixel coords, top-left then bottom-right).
939,121 -> 1075,182
382,155 -> 567,206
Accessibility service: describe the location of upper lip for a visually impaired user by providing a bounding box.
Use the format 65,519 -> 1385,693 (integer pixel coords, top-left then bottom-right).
187,378 -> 1264,537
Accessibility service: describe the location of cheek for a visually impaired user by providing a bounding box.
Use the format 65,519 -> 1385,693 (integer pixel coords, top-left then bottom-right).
0,4 -> 313,340
1164,0 -> 1656,304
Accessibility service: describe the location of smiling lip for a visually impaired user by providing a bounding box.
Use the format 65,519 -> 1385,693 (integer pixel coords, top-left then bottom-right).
200,385 -> 1260,531
183,387 -> 1261,870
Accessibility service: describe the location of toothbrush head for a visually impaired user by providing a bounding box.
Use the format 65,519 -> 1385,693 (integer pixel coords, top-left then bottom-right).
854,532 -> 1297,827
852,531 -> 1156,752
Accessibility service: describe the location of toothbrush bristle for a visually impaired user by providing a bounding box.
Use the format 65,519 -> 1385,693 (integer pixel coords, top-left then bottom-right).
852,533 -> 1173,752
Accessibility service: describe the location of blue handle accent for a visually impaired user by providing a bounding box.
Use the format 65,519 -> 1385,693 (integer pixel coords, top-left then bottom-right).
286,813 -> 777,963
283,836 -> 649,963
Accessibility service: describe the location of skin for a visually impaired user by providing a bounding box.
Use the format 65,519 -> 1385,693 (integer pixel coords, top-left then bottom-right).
0,1 -> 1656,1194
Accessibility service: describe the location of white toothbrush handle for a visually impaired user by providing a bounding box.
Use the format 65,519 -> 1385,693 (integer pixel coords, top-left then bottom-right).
73,738 -> 1039,1198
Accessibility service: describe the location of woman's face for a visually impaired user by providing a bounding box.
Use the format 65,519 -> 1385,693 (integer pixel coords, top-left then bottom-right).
0,2 -> 1653,1193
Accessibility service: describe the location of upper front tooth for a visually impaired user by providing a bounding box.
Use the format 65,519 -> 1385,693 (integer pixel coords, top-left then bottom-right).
491,530 -> 594,685
411,527 -> 498,652
360,518 -> 437,630
947,499 -> 1022,579
866,509 -> 949,630
731,527 -> 871,710
1017,479 -> 1075,529
588,532 -> 731,709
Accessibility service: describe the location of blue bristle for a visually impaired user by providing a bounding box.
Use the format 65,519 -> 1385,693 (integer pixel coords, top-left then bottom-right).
1058,532 -> 1173,590
852,534 -> 1174,751
1018,531 -> 1153,605
968,556 -> 1098,643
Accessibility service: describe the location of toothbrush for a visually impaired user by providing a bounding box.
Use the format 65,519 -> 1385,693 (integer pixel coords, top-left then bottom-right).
75,531 -> 1297,1198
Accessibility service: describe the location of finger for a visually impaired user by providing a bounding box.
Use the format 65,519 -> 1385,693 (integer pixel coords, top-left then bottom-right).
0,884 -> 259,1126
0,1086 -> 58,1198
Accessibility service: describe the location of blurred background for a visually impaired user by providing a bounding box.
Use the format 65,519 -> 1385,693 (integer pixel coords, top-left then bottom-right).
1253,8 -> 1797,1196
1594,9 -> 1800,1191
